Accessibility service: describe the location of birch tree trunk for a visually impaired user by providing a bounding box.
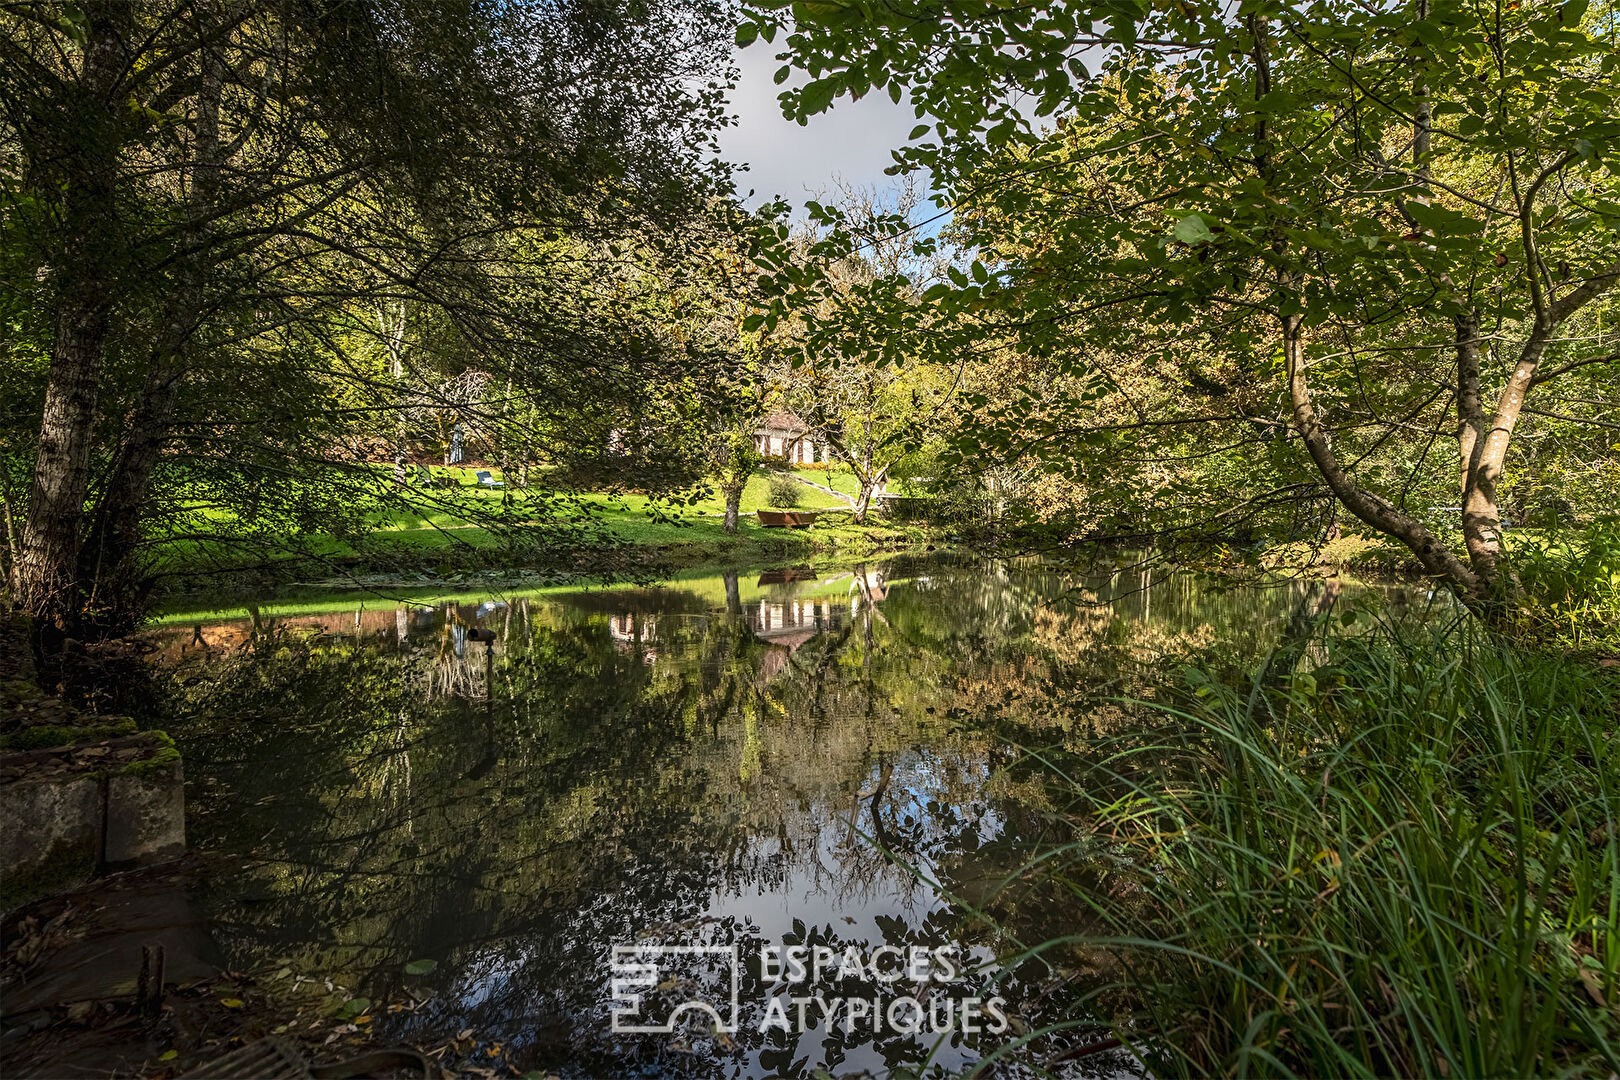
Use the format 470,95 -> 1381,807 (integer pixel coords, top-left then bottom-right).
14,3 -> 131,633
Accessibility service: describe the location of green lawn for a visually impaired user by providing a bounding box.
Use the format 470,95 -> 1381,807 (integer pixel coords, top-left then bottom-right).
359,465 -> 861,543
151,464 -> 929,580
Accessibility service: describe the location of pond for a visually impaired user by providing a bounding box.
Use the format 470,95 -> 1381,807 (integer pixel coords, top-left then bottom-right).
153,555 -> 1391,1078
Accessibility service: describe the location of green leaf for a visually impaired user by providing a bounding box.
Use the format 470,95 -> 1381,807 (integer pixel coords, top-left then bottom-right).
340,997 -> 371,1018
735,22 -> 759,47
796,1 -> 847,19
55,5 -> 87,46
908,124 -> 930,140
799,78 -> 837,116
404,958 -> 439,976
1174,214 -> 1215,245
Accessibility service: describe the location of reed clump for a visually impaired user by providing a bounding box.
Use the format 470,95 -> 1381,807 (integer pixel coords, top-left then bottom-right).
1055,617 -> 1619,1077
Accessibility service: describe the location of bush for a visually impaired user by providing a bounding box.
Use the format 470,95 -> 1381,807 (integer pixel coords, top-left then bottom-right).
766,473 -> 801,509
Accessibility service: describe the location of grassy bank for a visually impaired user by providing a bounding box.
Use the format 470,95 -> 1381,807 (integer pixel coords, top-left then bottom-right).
1021,617 -> 1619,1076
151,465 -> 946,592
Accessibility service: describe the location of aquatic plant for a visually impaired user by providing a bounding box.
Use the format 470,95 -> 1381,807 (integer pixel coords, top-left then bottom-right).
1019,617 -> 1620,1077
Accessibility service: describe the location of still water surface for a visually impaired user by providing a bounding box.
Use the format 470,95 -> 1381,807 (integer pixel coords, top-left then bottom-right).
156,556 -> 1371,1077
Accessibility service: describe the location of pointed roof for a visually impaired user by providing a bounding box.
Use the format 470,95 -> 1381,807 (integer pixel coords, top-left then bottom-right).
758,409 -> 809,433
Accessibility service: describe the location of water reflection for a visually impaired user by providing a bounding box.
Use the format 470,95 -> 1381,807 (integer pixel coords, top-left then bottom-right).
157,556 -> 1373,1077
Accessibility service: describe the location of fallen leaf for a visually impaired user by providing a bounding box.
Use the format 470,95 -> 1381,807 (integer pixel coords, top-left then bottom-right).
1579,968 -> 1609,1008
220,998 -> 244,1009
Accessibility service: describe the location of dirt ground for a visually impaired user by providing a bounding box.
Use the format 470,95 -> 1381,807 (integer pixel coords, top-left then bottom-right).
0,861 -> 501,1079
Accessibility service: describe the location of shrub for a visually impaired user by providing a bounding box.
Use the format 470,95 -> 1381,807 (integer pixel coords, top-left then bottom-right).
766,473 -> 802,509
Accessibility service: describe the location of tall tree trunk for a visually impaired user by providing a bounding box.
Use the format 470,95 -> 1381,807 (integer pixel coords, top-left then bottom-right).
722,484 -> 743,534
2,494 -> 17,595
78,368 -> 185,623
15,3 -> 132,633
16,306 -> 109,629
78,37 -> 226,631
378,300 -> 411,472
850,462 -> 889,525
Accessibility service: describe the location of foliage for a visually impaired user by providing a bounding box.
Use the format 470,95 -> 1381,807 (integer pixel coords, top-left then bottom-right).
1509,516 -> 1620,650
765,472 -> 803,509
1028,615 -> 1620,1076
757,177 -> 958,521
1,0 -> 739,633
741,0 -> 1620,617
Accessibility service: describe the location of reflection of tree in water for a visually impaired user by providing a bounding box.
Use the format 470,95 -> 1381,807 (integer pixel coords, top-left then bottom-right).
159,556 -> 1346,1077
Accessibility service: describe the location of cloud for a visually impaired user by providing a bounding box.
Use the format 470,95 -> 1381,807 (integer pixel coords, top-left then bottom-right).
719,44 -> 920,211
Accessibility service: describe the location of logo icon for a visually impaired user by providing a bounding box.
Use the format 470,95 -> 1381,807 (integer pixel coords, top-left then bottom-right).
610,944 -> 741,1034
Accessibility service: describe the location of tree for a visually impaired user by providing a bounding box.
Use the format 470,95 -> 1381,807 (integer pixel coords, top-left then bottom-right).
631,199 -> 793,535
713,432 -> 763,533
741,0 -> 1620,619
2,0 -> 734,636
770,177 -> 951,523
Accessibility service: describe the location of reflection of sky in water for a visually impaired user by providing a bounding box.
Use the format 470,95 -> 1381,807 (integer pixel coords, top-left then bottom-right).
703,752 -> 970,941
161,556 -> 1368,1078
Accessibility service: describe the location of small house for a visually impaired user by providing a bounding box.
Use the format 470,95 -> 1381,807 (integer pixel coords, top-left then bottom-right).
754,409 -> 825,465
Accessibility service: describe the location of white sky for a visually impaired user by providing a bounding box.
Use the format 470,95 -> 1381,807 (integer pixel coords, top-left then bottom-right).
719,43 -> 920,211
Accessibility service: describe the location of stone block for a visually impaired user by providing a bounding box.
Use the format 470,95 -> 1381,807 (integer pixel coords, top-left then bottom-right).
0,774 -> 101,910
104,758 -> 186,868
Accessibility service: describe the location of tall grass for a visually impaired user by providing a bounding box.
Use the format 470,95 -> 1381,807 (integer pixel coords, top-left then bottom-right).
1049,615 -> 1620,1077
1508,516 -> 1620,654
